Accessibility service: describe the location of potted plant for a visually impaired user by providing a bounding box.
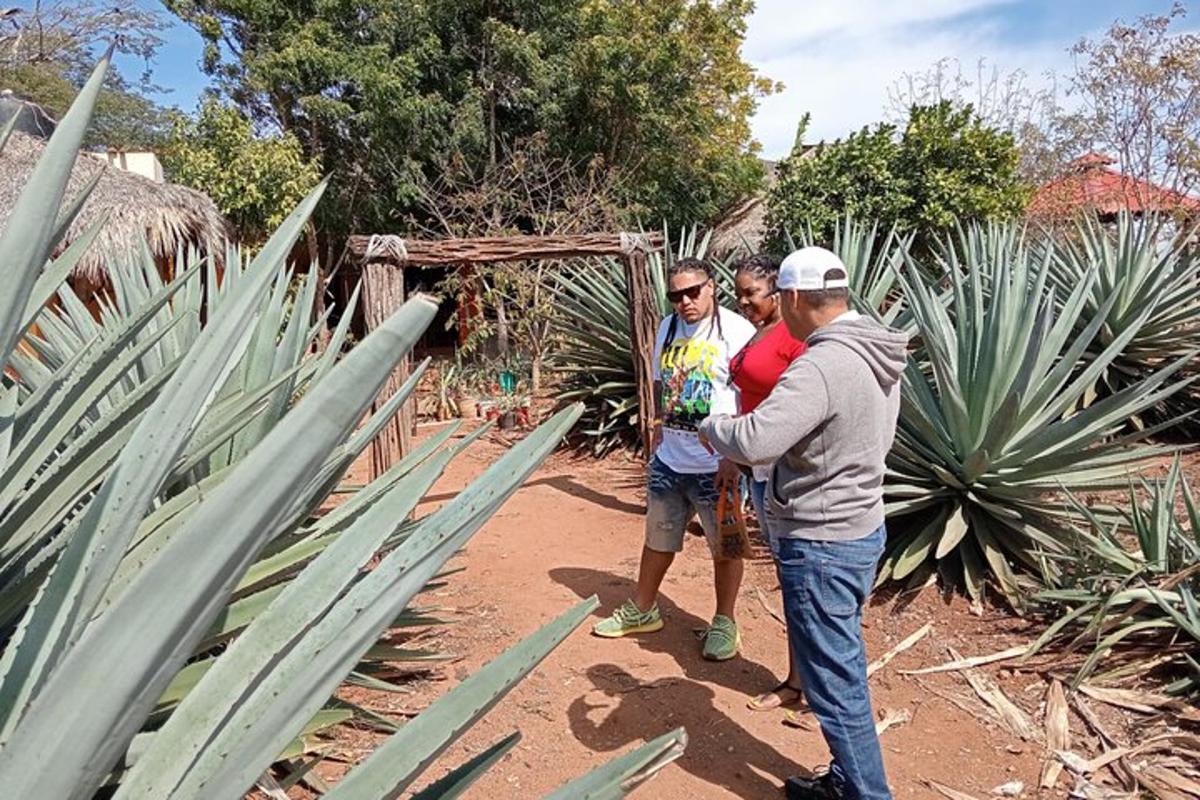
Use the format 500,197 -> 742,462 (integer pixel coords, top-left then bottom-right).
448,358 -> 479,418
496,393 -> 529,430
432,362 -> 460,421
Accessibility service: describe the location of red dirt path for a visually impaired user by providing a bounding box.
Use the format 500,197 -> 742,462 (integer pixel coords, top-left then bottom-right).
314,421 -> 1079,799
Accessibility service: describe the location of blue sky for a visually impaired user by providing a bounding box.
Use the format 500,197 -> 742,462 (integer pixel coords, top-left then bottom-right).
124,0 -> 1180,158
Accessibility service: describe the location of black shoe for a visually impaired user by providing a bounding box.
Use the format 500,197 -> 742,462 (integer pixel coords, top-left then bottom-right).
784,769 -> 842,799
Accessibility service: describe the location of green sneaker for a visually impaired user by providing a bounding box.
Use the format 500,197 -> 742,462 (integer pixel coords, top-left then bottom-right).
702,614 -> 740,660
592,600 -> 664,638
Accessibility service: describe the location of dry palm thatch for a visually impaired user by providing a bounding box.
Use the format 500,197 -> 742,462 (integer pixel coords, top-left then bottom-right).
707,157 -> 785,256
707,193 -> 768,256
0,131 -> 226,282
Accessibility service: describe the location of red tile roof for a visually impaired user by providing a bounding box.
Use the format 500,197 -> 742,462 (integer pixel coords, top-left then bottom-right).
1028,152 -> 1200,219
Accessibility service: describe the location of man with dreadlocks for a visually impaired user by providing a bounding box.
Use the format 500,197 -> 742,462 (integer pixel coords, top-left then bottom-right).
593,256 -> 755,661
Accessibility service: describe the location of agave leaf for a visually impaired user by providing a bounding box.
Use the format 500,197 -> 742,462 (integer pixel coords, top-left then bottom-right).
325,596 -> 599,800
151,404 -> 581,800
0,200 -> 320,738
542,727 -> 687,800
20,216 -> 108,333
409,732 -> 522,800
0,384 -> 16,473
934,504 -> 969,560
0,294 -> 435,800
0,54 -> 108,367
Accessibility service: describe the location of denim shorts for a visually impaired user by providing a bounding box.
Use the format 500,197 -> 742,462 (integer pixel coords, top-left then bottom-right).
645,455 -> 720,556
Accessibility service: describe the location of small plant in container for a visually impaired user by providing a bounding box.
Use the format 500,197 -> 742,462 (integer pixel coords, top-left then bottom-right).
496,393 -> 531,430
431,361 -> 461,421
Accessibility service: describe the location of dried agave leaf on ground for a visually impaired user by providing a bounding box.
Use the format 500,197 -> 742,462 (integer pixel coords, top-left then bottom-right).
925,778 -> 985,800
875,707 -> 912,735
866,622 -> 932,677
1061,733 -> 1200,776
901,644 -> 1029,675
754,586 -> 786,628
949,647 -> 1038,741
1136,764 -> 1200,798
1077,684 -> 1188,715
1041,680 -> 1070,789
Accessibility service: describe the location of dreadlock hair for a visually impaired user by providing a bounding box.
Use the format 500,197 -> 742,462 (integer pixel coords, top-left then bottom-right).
733,252 -> 783,291
664,256 -> 725,346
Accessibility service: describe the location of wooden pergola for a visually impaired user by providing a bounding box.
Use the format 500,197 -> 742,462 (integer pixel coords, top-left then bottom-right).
348,231 -> 665,476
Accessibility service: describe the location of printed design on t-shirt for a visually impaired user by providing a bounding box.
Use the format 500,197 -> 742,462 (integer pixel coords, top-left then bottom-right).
659,335 -> 718,431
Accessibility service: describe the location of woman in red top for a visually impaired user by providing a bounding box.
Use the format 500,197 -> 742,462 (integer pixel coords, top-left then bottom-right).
729,252 -> 807,711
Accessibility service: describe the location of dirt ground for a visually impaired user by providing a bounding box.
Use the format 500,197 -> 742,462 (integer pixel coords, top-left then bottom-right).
292,420 -> 1183,800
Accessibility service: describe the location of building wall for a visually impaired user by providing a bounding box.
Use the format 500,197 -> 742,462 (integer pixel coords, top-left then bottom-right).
89,150 -> 165,182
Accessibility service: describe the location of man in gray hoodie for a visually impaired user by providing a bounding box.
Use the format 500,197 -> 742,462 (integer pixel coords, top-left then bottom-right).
699,246 -> 909,800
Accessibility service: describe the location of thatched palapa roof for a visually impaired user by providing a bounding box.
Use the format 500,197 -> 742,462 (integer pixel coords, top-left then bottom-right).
0,131 -> 227,282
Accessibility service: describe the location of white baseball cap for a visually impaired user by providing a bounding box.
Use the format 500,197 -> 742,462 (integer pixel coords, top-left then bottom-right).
776,246 -> 850,292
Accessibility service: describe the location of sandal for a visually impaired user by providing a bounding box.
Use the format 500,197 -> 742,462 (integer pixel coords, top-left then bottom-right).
747,681 -> 804,711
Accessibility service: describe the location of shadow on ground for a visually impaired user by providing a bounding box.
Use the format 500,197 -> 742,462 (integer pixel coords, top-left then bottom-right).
526,474 -> 646,516
552,566 -> 808,799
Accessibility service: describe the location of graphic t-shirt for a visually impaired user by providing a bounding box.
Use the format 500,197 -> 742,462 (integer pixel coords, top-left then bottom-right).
653,306 -> 755,474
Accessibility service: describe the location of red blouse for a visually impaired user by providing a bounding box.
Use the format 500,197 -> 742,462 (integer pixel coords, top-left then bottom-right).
730,321 -> 807,412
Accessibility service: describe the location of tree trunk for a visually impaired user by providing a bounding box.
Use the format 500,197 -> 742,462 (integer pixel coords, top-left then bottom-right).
495,293 -> 510,357
622,249 -> 660,458
362,261 -> 412,479
307,223 -> 330,352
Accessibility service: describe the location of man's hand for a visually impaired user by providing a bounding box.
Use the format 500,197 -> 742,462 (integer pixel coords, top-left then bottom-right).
651,419 -> 663,453
698,428 -> 714,454
716,457 -> 740,491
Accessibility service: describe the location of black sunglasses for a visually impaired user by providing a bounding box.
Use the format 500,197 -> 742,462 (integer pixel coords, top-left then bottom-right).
667,280 -> 709,304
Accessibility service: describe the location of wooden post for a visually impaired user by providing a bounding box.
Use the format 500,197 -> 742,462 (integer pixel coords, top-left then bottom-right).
362,261 -> 412,478
621,243 -> 660,458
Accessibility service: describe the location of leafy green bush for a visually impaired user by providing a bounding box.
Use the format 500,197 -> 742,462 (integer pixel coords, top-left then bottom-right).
766,102 -> 1029,250
0,57 -> 683,798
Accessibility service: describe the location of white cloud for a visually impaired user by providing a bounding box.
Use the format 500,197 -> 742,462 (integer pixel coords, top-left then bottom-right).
744,0 -> 1074,158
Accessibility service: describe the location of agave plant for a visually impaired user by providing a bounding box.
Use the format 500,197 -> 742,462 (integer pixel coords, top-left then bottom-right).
882,221 -> 1196,606
1048,212 -> 1200,431
0,56 -> 684,798
1030,459 -> 1200,695
552,227 -> 736,454
788,213 -> 908,317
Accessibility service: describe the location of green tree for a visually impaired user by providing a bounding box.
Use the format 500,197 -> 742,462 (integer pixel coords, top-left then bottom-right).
164,0 -> 775,248
0,1 -> 172,148
766,102 -> 1029,247
162,99 -> 321,242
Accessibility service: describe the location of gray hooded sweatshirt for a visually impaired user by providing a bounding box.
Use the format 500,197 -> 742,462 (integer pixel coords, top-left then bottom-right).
699,315 -> 909,541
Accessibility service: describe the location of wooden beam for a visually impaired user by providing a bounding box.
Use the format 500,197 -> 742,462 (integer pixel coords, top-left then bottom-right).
621,247 -> 661,458
347,232 -> 665,266
362,261 -> 412,477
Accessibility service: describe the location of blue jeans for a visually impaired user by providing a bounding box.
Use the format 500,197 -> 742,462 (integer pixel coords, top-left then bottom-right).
773,526 -> 891,800
750,479 -> 768,535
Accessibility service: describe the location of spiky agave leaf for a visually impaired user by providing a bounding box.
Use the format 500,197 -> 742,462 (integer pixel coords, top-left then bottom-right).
1029,458 -> 1200,694
0,60 -> 685,800
1048,212 -> 1200,432
882,221 -> 1197,606
788,212 -> 908,318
